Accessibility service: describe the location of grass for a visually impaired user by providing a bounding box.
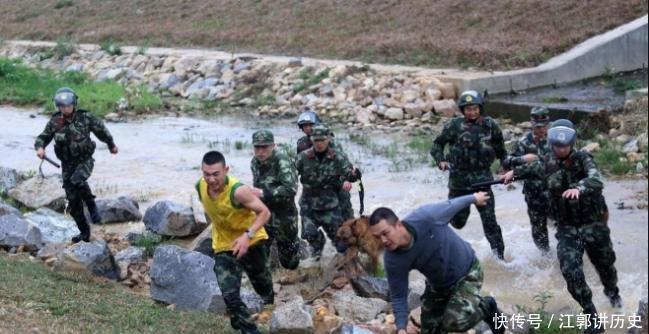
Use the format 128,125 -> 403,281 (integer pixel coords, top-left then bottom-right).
514,292 -> 581,334
99,40 -> 123,56
132,234 -> 163,257
592,140 -> 635,175
0,57 -> 163,117
602,66 -> 643,93
345,133 -> 433,172
0,255 -> 239,333
38,37 -> 77,61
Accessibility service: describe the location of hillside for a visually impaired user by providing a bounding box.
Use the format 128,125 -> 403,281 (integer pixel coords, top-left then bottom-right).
0,0 -> 646,70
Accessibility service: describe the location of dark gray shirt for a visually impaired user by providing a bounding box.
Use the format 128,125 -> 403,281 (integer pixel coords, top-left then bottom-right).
384,195 -> 477,330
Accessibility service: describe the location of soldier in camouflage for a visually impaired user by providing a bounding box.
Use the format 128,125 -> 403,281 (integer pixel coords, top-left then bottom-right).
503,120 -> 621,334
295,124 -> 361,259
430,90 -> 507,260
502,106 -> 552,253
296,111 -> 356,221
34,87 -> 118,243
250,130 -> 300,270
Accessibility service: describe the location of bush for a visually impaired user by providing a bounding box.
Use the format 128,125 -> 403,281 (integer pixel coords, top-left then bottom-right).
99,40 -> 123,56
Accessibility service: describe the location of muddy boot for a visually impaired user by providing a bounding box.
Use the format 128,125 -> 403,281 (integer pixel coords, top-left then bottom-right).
582,304 -> 604,334
483,296 -> 505,334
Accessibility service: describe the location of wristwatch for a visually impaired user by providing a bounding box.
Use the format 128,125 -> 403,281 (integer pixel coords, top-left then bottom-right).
245,229 -> 255,239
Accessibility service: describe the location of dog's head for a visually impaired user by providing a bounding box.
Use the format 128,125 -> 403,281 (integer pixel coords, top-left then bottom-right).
337,216 -> 372,246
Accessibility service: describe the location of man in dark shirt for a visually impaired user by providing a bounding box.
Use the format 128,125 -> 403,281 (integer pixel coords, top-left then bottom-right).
369,192 -> 504,334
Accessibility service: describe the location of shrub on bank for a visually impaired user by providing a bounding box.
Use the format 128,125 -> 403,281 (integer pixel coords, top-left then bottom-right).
0,57 -> 162,117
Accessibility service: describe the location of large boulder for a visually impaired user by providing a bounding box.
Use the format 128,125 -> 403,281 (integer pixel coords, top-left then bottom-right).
190,224 -> 214,257
0,166 -> 18,195
350,276 -> 390,301
150,245 -> 265,313
24,208 -> 79,244
0,213 -> 44,250
0,200 -> 21,217
143,200 -> 206,237
56,240 -> 119,279
114,246 -> 147,280
331,289 -> 389,322
91,196 -> 142,224
7,176 -> 66,211
270,296 -> 314,334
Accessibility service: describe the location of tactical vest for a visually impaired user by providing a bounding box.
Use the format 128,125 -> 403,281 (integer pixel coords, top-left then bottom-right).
52,110 -> 97,161
544,151 -> 606,226
450,118 -> 497,170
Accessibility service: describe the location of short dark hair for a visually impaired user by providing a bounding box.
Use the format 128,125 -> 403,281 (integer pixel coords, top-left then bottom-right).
202,151 -> 226,166
369,207 -> 399,226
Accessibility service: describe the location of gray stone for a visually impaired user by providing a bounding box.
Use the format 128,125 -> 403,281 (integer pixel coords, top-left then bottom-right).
0,214 -> 43,250
0,166 -> 18,195
385,107 -> 404,120
270,296 -> 313,334
197,60 -> 222,77
143,200 -> 205,237
157,73 -> 181,91
350,276 -> 390,301
628,298 -> 648,334
337,324 -> 375,334
623,139 -> 639,153
24,208 -> 79,244
115,246 -> 147,279
7,176 -> 66,211
92,196 -> 142,224
332,290 -> 389,322
287,58 -> 303,68
56,240 -> 119,279
0,200 -> 21,217
190,224 -> 214,257
433,99 -> 460,118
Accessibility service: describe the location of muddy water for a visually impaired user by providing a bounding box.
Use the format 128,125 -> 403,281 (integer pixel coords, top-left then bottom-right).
1,106 -> 647,325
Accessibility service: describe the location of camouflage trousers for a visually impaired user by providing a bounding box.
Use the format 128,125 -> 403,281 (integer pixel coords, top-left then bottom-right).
448,184 -> 505,258
300,204 -> 344,256
61,158 -> 98,237
524,190 -> 550,253
213,241 -> 274,333
556,222 -> 619,310
338,189 -> 354,221
265,206 -> 300,270
421,259 -> 490,333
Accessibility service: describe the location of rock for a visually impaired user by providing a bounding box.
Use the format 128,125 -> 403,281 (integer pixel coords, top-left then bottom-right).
582,142 -> 600,154
437,82 -> 457,100
0,200 -> 21,217
65,63 -> 83,72
105,68 -> 127,81
23,208 -> 79,244
149,245 -> 262,313
288,58 -> 303,68
615,134 -> 632,144
36,242 -> 68,262
7,176 -> 66,211
638,133 -> 648,153
157,73 -> 181,91
350,276 -> 390,301
385,107 -> 404,120
627,152 -> 645,164
332,290 -> 389,322
432,99 -> 460,118
270,295 -> 314,334
338,324 -> 375,334
425,88 -> 442,101
403,102 -> 425,118
0,166 -> 18,195
0,214 -> 44,250
190,224 -> 214,257
197,60 -> 222,77
355,108 -> 374,125
143,200 -> 205,237
115,246 -> 147,280
56,240 -> 119,279
623,139 -> 639,154
93,196 -> 142,224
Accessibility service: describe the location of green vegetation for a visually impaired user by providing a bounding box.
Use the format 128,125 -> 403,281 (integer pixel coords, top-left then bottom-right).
99,40 -> 123,56
53,0 -> 74,9
346,133 -> 433,172
602,66 -> 642,93
293,67 -> 330,93
515,292 -> 581,334
592,140 -> 635,175
38,37 -> 77,61
0,57 -> 163,117
540,95 -> 569,103
0,255 -> 239,333
132,234 -> 163,257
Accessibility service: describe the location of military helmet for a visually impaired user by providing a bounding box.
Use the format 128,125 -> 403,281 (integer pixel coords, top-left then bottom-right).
548,123 -> 577,147
297,111 -> 320,127
530,106 -> 550,125
550,118 -> 574,129
310,124 -> 330,140
54,87 -> 77,108
457,90 -> 484,112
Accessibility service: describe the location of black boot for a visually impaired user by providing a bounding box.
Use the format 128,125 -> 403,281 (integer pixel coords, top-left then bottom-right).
582,304 -> 604,334
81,186 -> 101,224
483,296 -> 505,334
71,212 -> 91,243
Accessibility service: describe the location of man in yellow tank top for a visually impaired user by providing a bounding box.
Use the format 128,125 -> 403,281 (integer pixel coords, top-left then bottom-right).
197,151 -> 273,334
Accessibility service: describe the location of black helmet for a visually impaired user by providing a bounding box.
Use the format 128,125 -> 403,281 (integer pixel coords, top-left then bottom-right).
458,90 -> 484,113
53,87 -> 77,108
297,111 -> 320,127
548,125 -> 577,147
530,106 -> 550,125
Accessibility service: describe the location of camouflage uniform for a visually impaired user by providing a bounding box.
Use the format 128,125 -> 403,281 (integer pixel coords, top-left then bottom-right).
213,241 -> 273,333
514,150 -> 619,312
251,130 -> 300,270
421,260 -> 493,333
297,134 -> 355,221
34,109 -> 116,241
430,116 -> 507,258
295,127 -> 361,256
503,132 -> 551,253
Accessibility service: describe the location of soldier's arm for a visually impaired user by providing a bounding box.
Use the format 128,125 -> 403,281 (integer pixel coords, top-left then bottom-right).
502,139 -> 527,170
89,115 -> 116,150
34,120 -> 56,149
337,150 -> 361,183
430,122 -> 453,164
264,155 -> 298,204
513,160 -> 544,180
575,154 -> 604,194
491,121 -> 508,161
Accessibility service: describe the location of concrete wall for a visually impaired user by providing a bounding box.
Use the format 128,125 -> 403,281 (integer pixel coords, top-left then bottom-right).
446,15 -> 648,94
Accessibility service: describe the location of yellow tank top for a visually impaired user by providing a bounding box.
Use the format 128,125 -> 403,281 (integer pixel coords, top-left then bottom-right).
197,176 -> 268,253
